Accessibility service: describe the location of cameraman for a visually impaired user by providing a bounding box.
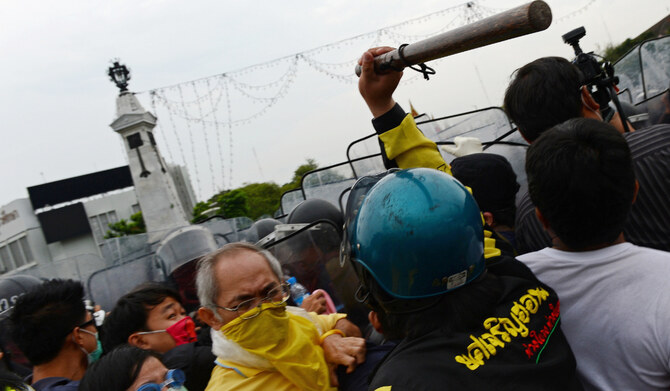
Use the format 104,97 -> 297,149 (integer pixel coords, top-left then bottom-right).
504,56 -> 670,254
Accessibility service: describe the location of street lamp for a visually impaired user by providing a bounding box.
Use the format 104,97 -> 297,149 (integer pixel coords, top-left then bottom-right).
108,60 -> 131,94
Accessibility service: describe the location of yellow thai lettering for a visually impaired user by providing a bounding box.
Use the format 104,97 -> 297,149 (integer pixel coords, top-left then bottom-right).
483,318 -> 512,343
454,287 -> 551,371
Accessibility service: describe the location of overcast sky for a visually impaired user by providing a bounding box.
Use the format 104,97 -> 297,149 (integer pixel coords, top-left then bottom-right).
1,0 -> 668,206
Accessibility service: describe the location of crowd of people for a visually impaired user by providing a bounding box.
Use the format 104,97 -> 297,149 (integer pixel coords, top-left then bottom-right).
0,37 -> 669,391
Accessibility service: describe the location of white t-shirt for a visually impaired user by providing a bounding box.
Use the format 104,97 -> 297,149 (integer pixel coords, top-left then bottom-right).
518,243 -> 670,391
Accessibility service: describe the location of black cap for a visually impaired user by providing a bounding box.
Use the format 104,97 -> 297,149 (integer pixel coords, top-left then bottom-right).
450,153 -> 520,213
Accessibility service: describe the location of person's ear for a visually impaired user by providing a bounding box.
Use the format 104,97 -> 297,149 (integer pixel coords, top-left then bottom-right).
127,333 -> 152,349
368,311 -> 384,334
482,212 -> 495,227
198,307 -> 224,330
535,207 -> 551,231
632,180 -> 640,204
72,327 -> 85,345
580,86 -> 601,119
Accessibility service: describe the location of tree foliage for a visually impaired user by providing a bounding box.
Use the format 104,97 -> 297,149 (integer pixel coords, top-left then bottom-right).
191,159 -> 319,222
105,212 -> 146,239
280,158 -> 318,193
238,182 -> 282,220
602,31 -> 657,62
216,189 -> 250,218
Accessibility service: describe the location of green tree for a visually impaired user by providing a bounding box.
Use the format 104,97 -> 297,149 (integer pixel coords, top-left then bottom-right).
239,182 -> 282,220
216,189 -> 250,218
191,159 -> 320,220
602,31 -> 657,62
280,158 -> 318,193
191,200 -> 217,223
104,212 -> 146,238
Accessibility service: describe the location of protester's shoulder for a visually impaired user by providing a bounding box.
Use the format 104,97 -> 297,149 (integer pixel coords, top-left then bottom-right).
625,243 -> 670,267
624,124 -> 670,156
486,254 -> 541,281
31,378 -> 80,391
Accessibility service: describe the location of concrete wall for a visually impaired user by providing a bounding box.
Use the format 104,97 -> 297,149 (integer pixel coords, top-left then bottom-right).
0,198 -> 51,273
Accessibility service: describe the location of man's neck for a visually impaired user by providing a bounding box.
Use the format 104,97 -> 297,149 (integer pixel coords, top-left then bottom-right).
31,348 -> 86,384
552,232 -> 626,252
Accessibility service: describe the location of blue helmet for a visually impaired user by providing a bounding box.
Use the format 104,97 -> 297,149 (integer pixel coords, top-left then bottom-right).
345,168 -> 485,299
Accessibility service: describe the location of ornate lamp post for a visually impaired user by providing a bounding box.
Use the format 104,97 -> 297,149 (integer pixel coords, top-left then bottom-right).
108,61 -> 131,94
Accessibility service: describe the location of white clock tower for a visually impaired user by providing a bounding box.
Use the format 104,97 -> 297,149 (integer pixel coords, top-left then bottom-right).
108,61 -> 188,241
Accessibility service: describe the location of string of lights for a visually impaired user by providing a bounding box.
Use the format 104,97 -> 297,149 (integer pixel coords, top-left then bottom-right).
141,0 -> 597,201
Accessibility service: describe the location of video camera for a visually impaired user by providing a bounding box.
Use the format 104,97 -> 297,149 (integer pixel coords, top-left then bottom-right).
562,26 -> 630,132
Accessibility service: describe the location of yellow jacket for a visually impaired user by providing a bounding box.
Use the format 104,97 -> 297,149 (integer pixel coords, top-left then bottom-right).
205,309 -> 345,391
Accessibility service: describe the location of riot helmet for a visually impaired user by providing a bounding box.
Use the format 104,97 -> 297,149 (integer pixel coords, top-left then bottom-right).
288,198 -> 344,236
246,218 -> 282,243
343,168 -> 485,300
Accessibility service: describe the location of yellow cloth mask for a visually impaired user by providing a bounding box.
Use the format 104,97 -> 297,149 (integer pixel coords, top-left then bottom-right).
221,302 -> 334,391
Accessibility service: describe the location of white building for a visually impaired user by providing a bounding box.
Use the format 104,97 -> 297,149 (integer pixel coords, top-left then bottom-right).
0,164 -> 196,276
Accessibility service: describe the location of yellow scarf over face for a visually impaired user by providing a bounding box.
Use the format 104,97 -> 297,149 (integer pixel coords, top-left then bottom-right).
221,303 -> 333,391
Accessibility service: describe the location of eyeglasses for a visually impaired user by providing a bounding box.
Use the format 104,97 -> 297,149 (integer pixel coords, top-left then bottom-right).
136,369 -> 185,391
215,283 -> 290,319
77,318 -> 97,330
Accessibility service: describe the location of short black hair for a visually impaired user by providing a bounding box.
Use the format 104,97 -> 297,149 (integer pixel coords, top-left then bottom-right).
79,345 -> 162,391
504,57 -> 584,142
526,118 -> 635,249
102,282 -> 181,352
9,279 -> 86,365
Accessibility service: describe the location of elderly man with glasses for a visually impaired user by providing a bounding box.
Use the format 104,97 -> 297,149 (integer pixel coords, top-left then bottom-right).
196,242 -> 365,391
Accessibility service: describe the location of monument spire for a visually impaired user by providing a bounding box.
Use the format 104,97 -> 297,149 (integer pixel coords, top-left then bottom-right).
108,60 -> 188,241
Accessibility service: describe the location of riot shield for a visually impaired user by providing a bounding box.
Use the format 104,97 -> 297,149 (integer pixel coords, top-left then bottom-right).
86,253 -> 165,311
345,134 -> 386,178
615,35 -> 670,104
345,108 -> 526,188
415,107 -> 528,197
99,233 -> 152,266
280,188 -> 306,216
301,163 -> 357,212
156,226 -> 218,312
15,254 -> 108,293
199,216 -> 253,245
264,221 -> 368,329
635,89 -> 670,127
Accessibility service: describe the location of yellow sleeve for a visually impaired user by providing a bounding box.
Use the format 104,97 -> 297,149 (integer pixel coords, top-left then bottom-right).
310,312 -> 347,333
377,113 -> 502,259
378,114 -> 451,175
375,387 -> 392,391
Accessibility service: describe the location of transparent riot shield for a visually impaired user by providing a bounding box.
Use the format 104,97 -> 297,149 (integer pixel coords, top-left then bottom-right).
615,35 -> 670,104
86,254 -> 166,311
199,216 -> 254,246
15,254 -> 108,291
346,107 -> 528,198
99,233 -> 152,266
157,226 -> 218,313
634,89 -> 670,127
416,107 -> 528,197
264,221 -> 368,329
301,163 -> 357,212
280,188 -> 306,216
